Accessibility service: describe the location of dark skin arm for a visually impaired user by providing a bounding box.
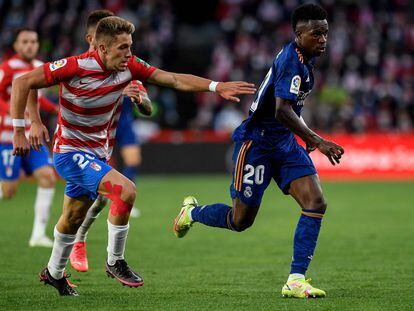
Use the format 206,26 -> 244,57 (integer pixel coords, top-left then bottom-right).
275,97 -> 344,165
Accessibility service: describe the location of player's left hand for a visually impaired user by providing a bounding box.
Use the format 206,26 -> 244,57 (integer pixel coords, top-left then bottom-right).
216,82 -> 256,103
29,121 -> 50,151
12,129 -> 30,157
315,139 -> 345,166
123,82 -> 142,105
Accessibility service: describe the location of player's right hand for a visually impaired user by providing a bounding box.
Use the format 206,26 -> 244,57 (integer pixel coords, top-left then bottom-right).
216,81 -> 256,103
29,121 -> 50,151
12,130 -> 30,157
315,139 -> 345,166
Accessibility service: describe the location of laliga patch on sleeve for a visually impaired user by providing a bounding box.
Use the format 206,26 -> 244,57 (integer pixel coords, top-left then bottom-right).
290,75 -> 301,95
134,57 -> 150,68
49,59 -> 67,72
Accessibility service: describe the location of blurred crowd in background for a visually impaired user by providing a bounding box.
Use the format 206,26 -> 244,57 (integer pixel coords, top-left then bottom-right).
1,0 -> 414,135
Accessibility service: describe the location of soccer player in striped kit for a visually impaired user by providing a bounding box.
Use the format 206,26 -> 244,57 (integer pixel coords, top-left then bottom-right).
69,10 -> 150,273
11,16 -> 256,296
0,27 -> 58,248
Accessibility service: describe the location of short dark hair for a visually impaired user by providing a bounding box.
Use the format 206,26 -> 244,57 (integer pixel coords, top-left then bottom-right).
86,9 -> 115,29
13,27 -> 37,43
291,3 -> 327,31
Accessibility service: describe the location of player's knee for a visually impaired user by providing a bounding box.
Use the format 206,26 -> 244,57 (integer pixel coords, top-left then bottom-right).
3,187 -> 16,199
37,168 -> 56,188
121,180 -> 136,204
308,195 -> 327,213
232,218 -> 254,232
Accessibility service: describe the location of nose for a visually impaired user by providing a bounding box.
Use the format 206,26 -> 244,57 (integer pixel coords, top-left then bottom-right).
319,34 -> 327,43
126,48 -> 132,58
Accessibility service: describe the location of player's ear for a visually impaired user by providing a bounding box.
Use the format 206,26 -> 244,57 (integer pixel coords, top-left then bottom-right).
98,43 -> 107,54
86,34 -> 92,45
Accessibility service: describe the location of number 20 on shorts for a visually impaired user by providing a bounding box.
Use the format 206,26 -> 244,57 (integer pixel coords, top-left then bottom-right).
243,164 -> 265,185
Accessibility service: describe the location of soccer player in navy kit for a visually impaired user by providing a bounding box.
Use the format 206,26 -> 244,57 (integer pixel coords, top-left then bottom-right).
174,3 -> 344,298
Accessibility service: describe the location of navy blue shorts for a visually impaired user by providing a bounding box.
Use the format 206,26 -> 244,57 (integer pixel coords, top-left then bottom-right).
230,138 -> 317,207
115,98 -> 139,147
53,151 -> 112,201
0,144 -> 52,180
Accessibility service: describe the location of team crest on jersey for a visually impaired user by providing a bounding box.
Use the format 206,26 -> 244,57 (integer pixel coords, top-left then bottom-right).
134,57 -> 150,68
244,186 -> 252,198
49,59 -> 67,71
90,162 -> 101,171
290,75 -> 301,95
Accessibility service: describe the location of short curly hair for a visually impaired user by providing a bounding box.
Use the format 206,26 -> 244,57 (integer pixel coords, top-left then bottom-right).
291,3 -> 327,31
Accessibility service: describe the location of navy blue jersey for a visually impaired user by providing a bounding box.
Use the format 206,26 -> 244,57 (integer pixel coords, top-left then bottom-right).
232,41 -> 315,149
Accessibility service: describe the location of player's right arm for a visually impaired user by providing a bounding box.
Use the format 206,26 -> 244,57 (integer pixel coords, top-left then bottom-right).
273,53 -> 343,165
12,57 -> 77,156
10,66 -> 49,156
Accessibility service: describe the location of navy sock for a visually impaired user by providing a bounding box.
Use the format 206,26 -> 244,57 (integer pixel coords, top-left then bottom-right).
290,209 -> 324,275
191,203 -> 235,230
123,166 -> 137,182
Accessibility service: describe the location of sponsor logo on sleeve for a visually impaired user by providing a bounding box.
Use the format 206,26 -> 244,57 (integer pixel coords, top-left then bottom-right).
290,75 -> 301,95
134,57 -> 150,68
49,59 -> 67,71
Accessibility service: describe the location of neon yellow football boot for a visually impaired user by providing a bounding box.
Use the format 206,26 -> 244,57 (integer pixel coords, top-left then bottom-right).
173,196 -> 198,238
281,278 -> 326,298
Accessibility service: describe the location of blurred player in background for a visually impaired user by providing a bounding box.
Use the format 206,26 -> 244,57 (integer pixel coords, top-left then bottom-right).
0,28 -> 57,247
69,10 -> 150,274
11,16 -> 255,295
174,3 -> 344,298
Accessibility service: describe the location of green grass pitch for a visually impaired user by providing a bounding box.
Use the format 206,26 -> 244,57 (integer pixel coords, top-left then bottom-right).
0,175 -> 413,310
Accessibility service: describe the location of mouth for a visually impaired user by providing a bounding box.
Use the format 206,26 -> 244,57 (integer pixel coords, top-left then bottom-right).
317,46 -> 326,52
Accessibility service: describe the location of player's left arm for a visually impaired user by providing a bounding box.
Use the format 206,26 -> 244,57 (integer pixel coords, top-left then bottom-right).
26,89 -> 50,151
123,81 -> 152,116
275,98 -> 344,165
147,69 -> 256,103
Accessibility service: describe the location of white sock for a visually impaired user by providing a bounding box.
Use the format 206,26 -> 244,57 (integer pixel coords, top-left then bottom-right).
0,182 -> 3,199
47,226 -> 76,279
30,187 -> 55,240
75,195 -> 108,243
288,273 -> 305,281
107,220 -> 129,266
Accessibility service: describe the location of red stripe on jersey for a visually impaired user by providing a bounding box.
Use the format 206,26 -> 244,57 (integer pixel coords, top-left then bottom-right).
60,97 -> 119,116
62,81 -> 128,98
59,136 -> 107,149
59,115 -> 110,133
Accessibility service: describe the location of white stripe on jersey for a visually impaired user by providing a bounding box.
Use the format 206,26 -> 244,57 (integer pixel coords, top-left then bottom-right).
60,105 -> 117,127
68,70 -> 133,90
77,57 -> 103,72
60,126 -> 107,142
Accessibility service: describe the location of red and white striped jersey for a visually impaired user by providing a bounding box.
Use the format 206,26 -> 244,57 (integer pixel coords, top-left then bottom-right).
43,50 -> 156,160
0,55 -> 44,144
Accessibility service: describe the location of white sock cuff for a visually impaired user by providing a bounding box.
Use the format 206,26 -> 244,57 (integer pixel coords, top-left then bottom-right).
288,273 -> 305,281
107,220 -> 129,232
53,226 -> 76,243
37,187 -> 55,195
